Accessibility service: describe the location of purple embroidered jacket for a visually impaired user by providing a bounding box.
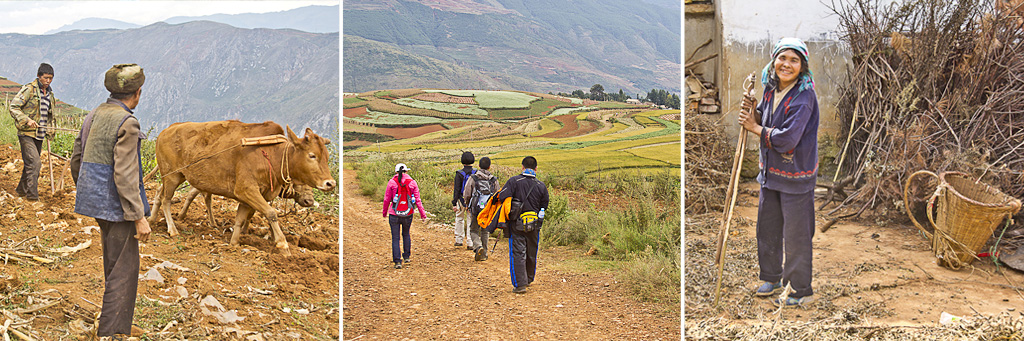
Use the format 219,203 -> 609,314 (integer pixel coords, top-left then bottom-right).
754,82 -> 819,194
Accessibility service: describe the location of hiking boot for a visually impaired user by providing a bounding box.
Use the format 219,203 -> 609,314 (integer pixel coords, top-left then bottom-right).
474,248 -> 487,261
772,295 -> 814,308
394,263 -> 402,269
512,285 -> 528,294
754,281 -> 782,297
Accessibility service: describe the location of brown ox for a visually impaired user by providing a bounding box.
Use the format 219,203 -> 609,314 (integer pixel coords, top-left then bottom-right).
178,182 -> 316,229
150,120 -> 335,255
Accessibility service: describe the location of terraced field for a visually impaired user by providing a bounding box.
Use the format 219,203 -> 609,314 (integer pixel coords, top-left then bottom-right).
342,89 -> 678,177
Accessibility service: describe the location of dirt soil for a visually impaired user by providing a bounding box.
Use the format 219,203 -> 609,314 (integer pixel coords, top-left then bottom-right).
0,145 -> 339,340
686,182 -> 1024,332
541,115 -> 600,138
341,169 -> 679,340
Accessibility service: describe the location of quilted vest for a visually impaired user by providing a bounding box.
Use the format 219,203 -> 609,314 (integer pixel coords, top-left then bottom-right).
74,103 -> 150,222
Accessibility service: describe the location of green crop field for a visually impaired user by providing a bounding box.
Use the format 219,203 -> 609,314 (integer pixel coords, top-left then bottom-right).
424,90 -> 539,109
528,118 -> 562,136
549,106 -> 590,117
489,98 -> 573,119
344,97 -> 367,106
345,110 -> 445,126
624,142 -> 681,165
393,98 -> 489,116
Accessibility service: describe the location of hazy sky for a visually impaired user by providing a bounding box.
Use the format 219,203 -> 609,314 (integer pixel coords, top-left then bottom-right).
0,1 -> 336,35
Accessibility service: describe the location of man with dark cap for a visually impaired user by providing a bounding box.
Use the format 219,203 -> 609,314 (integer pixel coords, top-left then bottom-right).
70,64 -> 151,340
497,156 -> 548,293
452,151 -> 475,248
8,63 -> 56,201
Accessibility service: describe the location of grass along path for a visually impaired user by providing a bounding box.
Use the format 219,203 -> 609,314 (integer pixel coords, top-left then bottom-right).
341,169 -> 679,339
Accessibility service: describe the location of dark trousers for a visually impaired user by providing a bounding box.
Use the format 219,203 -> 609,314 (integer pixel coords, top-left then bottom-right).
97,219 -> 139,336
469,207 -> 489,253
389,215 -> 413,264
756,187 -> 815,297
15,136 -> 42,200
509,228 -> 540,288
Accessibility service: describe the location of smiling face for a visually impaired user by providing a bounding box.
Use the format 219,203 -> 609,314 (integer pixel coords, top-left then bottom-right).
773,49 -> 803,89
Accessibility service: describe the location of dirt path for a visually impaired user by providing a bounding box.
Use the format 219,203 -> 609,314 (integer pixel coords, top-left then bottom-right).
688,182 -> 1024,327
342,169 -> 679,340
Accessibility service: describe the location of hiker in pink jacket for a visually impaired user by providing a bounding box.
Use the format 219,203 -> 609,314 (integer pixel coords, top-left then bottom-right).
382,163 -> 427,269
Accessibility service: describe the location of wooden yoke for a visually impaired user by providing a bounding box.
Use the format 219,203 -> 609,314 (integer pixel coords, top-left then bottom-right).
241,134 -> 287,146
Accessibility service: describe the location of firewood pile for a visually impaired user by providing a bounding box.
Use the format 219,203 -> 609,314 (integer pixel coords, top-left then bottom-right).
685,73 -> 720,115
826,0 -> 1024,237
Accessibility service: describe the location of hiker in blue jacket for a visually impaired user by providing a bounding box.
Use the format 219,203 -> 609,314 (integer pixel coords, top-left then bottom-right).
452,151 -> 475,248
738,37 -> 820,308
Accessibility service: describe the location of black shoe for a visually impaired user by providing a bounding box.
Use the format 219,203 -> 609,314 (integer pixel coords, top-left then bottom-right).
474,248 -> 487,261
512,285 -> 528,294
403,258 -> 411,264
455,242 -> 463,247
394,263 -> 402,269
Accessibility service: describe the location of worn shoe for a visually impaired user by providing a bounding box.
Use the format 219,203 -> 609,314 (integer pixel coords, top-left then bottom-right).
772,295 -> 814,308
394,263 -> 402,269
454,242 -> 463,247
754,281 -> 782,297
512,285 -> 528,294
403,258 -> 411,264
467,245 -> 474,250
474,248 -> 488,261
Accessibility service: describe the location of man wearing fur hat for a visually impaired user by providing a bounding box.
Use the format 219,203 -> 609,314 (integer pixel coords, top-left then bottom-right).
70,64 -> 151,340
8,63 -> 56,201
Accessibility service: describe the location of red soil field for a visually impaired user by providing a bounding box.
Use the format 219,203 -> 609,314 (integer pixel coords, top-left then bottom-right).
412,93 -> 477,105
343,107 -> 368,118
540,115 -> 601,138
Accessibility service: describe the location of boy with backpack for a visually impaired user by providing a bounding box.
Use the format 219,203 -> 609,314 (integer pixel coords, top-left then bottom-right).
463,157 -> 498,261
452,151 -> 475,248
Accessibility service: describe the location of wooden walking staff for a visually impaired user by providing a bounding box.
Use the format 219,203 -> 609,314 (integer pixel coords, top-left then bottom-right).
713,72 -> 757,307
46,136 -> 54,195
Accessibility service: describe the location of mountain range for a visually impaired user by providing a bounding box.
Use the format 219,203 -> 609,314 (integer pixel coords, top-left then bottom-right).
343,0 -> 681,95
1,20 -> 338,136
45,5 -> 340,34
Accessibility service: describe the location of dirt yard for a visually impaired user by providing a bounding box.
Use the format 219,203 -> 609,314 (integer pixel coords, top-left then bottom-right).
341,169 -> 679,340
0,144 -> 339,340
685,182 -> 1024,338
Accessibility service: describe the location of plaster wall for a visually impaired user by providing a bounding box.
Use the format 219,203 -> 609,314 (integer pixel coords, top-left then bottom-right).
710,0 -> 851,146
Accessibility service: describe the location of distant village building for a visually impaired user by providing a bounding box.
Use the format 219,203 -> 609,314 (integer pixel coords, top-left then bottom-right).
626,98 -> 642,105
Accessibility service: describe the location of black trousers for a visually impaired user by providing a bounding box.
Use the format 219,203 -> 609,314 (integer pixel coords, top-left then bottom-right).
15,136 -> 42,200
97,219 -> 139,336
509,228 -> 540,288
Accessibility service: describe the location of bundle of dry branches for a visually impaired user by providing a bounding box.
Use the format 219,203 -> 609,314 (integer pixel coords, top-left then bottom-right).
828,0 -> 1024,231
684,114 -> 733,215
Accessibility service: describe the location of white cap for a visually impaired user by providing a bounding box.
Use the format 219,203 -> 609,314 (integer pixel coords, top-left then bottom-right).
395,163 -> 410,173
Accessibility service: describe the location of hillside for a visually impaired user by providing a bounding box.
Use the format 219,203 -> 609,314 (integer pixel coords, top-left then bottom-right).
0,21 -> 338,136
342,0 -> 680,95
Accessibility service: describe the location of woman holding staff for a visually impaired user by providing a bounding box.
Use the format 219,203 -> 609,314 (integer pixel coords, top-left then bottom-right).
738,37 -> 820,307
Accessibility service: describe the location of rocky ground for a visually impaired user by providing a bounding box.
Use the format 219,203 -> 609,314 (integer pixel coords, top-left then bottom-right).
0,144 -> 339,340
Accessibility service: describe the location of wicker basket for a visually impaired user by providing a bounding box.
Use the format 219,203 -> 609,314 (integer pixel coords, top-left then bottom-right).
903,171 -> 1022,269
